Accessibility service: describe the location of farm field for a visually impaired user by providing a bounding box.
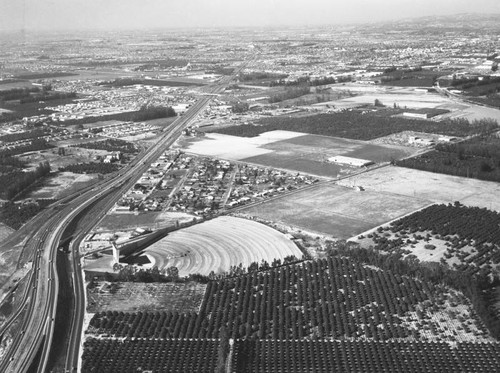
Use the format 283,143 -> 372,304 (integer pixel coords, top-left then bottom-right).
87,256 -> 492,342
183,131 -> 415,178
336,90 -> 448,109
242,184 -> 430,238
336,166 -> 500,212
180,130 -> 305,160
82,252 -> 499,372
234,340 -> 500,373
87,281 -> 206,313
141,216 -> 302,277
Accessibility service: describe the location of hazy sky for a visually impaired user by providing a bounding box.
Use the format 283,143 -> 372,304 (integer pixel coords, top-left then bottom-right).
1,0 -> 500,31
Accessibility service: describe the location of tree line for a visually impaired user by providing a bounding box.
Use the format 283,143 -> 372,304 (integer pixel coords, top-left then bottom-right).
19,91 -> 76,104
210,112 -> 498,141
0,161 -> 51,200
0,128 -> 51,143
269,86 -> 310,103
397,129 -> 500,182
0,87 -> 41,102
0,139 -> 54,157
59,162 -> 120,174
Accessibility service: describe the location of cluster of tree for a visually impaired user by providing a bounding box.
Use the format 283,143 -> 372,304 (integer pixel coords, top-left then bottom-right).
91,255 -> 469,341
210,112 -> 498,141
82,338 -> 221,373
437,133 -> 500,159
131,105 -> 176,122
133,59 -> 189,71
59,162 -> 120,174
50,111 -> 136,127
99,78 -> 143,87
100,264 -> 211,284
207,66 -> 235,75
207,255 -> 301,280
0,79 -> 24,85
0,87 -> 41,102
0,155 -> 26,173
270,76 -> 310,87
398,130 -> 500,182
233,340 -> 500,373
313,75 -> 351,86
13,72 -> 75,80
0,201 -> 44,229
231,101 -> 249,113
448,75 -> 500,95
75,138 -> 137,153
398,154 -> 500,182
467,94 -> 500,108
238,71 -> 288,82
0,128 -> 51,143
268,86 -> 310,103
48,105 -> 175,128
0,139 -> 54,157
100,78 -> 197,88
327,240 -> 500,339
271,75 -> 353,87
19,91 -> 76,104
0,161 -> 50,200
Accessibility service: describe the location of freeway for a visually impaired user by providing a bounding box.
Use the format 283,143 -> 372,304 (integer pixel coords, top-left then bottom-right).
0,59 -> 250,372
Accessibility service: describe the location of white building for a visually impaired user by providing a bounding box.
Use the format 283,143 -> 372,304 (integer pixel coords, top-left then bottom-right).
328,156 -> 374,167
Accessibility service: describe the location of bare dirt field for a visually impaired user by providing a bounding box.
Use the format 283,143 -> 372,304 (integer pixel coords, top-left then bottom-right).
19,146 -> 110,170
336,166 -> 500,212
87,281 -> 206,313
29,172 -> 96,200
0,224 -> 14,243
242,184 -> 430,238
96,211 -> 194,232
352,226 -> 464,267
141,216 -> 302,277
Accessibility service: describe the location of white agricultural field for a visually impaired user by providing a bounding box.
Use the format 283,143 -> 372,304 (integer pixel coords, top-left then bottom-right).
182,130 -> 305,160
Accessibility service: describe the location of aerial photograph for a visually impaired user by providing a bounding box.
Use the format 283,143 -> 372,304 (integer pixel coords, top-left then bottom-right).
2,0 -> 500,372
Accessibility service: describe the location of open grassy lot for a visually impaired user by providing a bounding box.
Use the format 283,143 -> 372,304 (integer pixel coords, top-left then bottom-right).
87,281 -> 206,313
29,172 -> 96,200
336,166 -> 500,212
242,184 -> 430,238
264,134 -> 413,162
96,211 -> 194,232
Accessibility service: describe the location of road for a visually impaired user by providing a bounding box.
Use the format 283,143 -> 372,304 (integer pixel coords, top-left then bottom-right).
0,59 -> 250,372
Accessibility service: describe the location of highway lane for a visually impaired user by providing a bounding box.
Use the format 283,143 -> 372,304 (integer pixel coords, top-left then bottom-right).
0,224 -> 53,372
